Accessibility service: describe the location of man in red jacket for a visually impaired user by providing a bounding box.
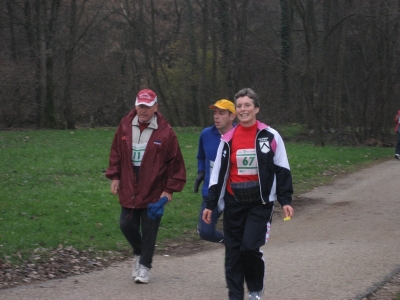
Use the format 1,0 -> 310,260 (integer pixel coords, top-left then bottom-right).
106,89 -> 186,283
394,110 -> 400,159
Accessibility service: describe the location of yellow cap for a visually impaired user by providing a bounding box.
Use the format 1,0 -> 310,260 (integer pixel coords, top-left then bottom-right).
209,99 -> 236,114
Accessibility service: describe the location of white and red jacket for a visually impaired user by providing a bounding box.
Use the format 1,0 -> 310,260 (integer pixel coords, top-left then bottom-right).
206,121 -> 293,212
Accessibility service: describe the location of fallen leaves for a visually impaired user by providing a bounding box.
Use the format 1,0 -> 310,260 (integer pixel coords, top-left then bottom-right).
0,246 -> 124,289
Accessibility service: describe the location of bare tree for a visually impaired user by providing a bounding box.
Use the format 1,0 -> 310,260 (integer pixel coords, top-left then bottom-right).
1,0 -> 400,144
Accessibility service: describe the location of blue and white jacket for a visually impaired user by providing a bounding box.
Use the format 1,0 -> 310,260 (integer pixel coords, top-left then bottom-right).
196,125 -> 223,198
196,124 -> 236,197
206,121 -> 293,212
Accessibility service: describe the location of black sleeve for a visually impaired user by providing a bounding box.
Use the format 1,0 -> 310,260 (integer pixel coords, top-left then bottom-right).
205,184 -> 218,210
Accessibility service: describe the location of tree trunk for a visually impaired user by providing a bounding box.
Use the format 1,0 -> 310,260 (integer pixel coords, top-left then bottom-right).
44,0 -> 61,128
280,0 -> 291,115
197,0 -> 209,127
216,0 -> 232,96
185,0 -> 199,125
6,0 -> 18,62
63,0 -> 77,130
36,0 -> 47,127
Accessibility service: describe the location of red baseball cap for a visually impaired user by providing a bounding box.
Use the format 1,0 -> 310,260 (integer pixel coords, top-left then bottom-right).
135,89 -> 158,106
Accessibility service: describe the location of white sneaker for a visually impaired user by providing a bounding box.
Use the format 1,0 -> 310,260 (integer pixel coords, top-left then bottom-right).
395,154 -> 400,160
131,255 -> 140,278
249,291 -> 262,300
135,266 -> 150,283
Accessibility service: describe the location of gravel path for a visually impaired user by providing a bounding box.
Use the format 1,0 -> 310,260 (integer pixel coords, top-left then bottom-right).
1,159 -> 400,300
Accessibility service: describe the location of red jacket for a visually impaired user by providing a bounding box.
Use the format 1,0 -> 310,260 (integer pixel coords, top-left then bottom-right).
394,110 -> 400,133
106,110 -> 186,208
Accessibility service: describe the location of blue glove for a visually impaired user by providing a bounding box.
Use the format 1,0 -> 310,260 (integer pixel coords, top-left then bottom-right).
147,196 -> 168,220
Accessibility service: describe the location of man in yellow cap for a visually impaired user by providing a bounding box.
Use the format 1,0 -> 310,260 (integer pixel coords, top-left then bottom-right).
194,99 -> 236,243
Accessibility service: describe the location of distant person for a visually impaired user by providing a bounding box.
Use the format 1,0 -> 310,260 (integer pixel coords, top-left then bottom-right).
394,110 -> 400,159
106,89 -> 186,284
202,88 -> 294,300
194,99 -> 236,243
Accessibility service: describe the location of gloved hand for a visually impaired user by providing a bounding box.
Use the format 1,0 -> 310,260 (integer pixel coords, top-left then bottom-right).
194,171 -> 205,193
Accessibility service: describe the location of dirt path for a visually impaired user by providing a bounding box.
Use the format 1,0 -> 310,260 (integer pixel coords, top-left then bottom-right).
1,160 -> 400,300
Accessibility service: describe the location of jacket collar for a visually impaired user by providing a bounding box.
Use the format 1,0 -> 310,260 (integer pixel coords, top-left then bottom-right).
221,120 -> 269,142
132,115 -> 158,130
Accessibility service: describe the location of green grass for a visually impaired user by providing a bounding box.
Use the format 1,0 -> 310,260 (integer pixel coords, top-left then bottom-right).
288,143 -> 392,194
0,127 -> 393,264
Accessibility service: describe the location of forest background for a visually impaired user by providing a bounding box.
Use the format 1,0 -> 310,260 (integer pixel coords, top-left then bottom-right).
1,0 -> 400,146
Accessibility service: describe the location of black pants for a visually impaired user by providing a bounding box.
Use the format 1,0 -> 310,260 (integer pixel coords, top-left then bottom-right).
119,207 -> 161,269
396,132 -> 400,155
223,192 -> 273,300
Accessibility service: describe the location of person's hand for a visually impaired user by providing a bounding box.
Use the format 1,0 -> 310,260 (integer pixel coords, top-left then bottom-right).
160,191 -> 172,202
111,179 -> 120,194
202,208 -> 212,224
194,171 -> 205,193
282,205 -> 294,218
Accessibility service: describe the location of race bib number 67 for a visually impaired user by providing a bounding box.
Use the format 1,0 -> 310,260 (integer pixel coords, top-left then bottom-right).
236,149 -> 258,175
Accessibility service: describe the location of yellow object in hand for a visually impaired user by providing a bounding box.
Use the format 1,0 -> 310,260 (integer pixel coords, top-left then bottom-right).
283,216 -> 292,221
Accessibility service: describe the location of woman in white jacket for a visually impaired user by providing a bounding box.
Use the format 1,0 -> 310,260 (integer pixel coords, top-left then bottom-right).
202,88 -> 294,300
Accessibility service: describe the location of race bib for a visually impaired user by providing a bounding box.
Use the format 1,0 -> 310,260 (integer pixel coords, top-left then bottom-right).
236,149 -> 258,175
132,143 -> 147,166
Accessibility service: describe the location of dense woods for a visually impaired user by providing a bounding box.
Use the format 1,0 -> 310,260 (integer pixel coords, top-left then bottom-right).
1,0 -> 400,145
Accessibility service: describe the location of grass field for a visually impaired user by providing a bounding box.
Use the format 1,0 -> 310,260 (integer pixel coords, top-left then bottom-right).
0,126 -> 393,264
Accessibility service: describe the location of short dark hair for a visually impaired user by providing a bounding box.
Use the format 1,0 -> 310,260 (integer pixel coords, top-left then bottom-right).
234,88 -> 260,108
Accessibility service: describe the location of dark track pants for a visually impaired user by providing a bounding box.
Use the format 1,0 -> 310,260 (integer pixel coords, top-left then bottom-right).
119,206 -> 161,269
198,196 -> 224,243
223,192 -> 273,300
396,132 -> 400,155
